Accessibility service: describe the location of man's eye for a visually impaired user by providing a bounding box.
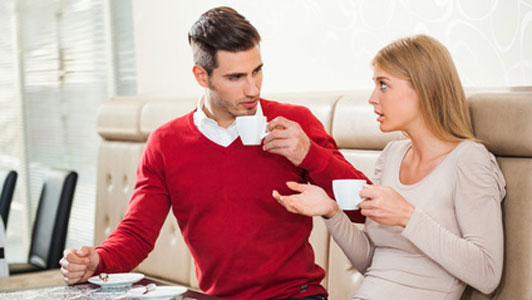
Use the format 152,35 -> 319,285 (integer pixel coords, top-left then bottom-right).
227,75 -> 242,81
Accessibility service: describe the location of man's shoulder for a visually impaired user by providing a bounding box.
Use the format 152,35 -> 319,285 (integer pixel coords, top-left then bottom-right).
260,98 -> 312,119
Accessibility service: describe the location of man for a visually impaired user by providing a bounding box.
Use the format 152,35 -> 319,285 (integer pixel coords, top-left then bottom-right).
60,6 -> 368,300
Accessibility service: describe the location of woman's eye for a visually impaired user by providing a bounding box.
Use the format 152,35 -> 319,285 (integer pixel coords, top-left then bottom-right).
380,81 -> 388,89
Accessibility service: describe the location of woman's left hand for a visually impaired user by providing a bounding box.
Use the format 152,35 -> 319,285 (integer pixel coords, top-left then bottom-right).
359,184 -> 415,227
273,181 -> 339,219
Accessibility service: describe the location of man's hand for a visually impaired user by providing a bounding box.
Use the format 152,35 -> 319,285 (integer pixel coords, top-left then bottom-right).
59,246 -> 100,285
263,117 -> 311,166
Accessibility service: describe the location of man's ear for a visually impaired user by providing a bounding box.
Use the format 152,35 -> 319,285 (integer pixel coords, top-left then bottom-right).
192,65 -> 209,88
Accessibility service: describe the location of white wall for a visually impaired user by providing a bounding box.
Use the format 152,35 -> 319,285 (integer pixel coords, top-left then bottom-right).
132,0 -> 532,97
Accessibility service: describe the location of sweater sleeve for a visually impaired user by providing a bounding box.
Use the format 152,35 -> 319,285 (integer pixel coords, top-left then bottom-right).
297,107 -> 370,223
95,131 -> 171,273
323,211 -> 374,273
401,143 -> 505,294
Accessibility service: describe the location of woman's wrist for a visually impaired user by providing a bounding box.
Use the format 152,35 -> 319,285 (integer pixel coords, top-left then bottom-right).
324,201 -> 339,219
401,203 -> 415,227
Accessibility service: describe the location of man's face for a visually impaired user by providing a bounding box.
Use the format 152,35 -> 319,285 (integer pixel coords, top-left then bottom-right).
203,45 -> 263,127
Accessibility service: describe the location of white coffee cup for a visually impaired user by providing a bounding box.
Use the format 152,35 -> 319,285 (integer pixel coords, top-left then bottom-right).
236,115 -> 268,146
332,179 -> 367,210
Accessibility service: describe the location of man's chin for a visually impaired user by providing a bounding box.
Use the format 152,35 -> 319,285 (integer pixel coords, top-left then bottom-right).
235,107 -> 257,116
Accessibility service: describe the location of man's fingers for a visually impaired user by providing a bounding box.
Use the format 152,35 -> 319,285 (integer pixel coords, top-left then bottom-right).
63,259 -> 89,272
65,251 -> 89,265
76,246 -> 93,257
61,267 -> 86,279
63,248 -> 75,257
263,127 -> 291,144
64,276 -> 80,285
263,137 -> 292,152
266,116 -> 294,131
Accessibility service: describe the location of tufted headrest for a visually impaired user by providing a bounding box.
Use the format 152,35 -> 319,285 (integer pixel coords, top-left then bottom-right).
96,91 -> 532,157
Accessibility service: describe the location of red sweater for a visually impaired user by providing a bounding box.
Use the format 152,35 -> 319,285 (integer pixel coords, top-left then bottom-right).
96,99 -> 368,299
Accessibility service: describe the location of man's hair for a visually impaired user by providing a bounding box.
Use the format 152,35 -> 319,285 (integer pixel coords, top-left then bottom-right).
188,6 -> 261,76
372,34 -> 476,142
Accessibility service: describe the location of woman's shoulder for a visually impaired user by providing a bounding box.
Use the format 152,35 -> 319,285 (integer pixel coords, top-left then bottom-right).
453,140 -> 494,164
453,140 -> 506,198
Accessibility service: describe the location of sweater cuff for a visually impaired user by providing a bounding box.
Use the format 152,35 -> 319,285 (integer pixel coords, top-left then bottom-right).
323,209 -> 348,228
401,207 -> 425,240
298,140 -> 330,173
94,247 -> 107,275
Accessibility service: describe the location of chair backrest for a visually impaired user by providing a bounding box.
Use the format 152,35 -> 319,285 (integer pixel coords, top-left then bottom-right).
28,169 -> 77,269
0,170 -> 17,229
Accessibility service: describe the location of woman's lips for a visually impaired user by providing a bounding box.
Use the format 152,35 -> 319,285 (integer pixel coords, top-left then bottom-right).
374,111 -> 384,122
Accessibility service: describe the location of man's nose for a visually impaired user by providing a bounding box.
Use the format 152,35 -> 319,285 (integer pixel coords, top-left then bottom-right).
244,77 -> 259,96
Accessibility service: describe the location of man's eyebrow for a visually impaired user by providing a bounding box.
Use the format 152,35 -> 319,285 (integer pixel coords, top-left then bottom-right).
223,64 -> 263,78
253,64 -> 264,72
223,72 -> 246,78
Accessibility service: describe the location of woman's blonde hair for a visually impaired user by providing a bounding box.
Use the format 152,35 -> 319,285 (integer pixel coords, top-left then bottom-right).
371,34 -> 476,142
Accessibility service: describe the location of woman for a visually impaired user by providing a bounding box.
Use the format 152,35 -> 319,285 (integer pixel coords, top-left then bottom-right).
273,34 -> 505,300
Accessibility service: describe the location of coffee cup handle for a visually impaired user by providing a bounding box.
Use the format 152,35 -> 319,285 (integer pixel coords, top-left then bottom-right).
260,122 -> 269,139
355,197 -> 367,209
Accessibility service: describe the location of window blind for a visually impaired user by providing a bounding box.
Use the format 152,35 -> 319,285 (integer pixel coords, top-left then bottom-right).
0,0 -> 137,260
20,0 -> 107,251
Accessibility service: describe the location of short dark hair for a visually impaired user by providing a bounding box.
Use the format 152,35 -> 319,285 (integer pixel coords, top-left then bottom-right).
188,6 -> 261,75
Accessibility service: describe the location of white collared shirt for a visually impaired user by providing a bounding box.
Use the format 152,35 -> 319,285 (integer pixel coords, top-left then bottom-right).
193,96 -> 263,147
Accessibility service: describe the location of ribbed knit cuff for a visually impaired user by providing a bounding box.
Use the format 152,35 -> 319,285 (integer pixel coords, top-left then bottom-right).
401,207 -> 425,240
94,247 -> 106,275
298,140 -> 330,173
322,209 -> 346,227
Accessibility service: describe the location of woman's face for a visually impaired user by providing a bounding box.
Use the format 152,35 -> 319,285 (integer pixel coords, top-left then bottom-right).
368,66 -> 423,133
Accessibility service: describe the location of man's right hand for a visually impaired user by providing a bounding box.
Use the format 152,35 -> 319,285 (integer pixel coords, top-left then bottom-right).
59,246 -> 100,285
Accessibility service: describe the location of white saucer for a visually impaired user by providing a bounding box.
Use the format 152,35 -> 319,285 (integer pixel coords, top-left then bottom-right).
88,272 -> 144,288
126,286 -> 188,299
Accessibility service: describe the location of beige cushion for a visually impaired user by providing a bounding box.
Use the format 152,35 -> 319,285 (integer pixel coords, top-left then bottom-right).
468,92 -> 532,156
308,217 -> 330,288
140,98 -> 196,136
96,98 -> 149,142
265,92 -> 344,134
94,141 -> 145,243
136,214 -> 192,286
332,92 -> 405,150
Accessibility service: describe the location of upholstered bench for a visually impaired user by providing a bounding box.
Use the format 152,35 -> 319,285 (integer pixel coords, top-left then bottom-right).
95,90 -> 532,300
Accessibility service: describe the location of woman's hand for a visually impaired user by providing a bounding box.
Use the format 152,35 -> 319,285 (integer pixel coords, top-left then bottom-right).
273,181 -> 339,219
359,184 -> 415,227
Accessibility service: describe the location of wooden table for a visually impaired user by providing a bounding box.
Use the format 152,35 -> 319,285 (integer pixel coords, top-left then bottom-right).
0,269 -> 225,299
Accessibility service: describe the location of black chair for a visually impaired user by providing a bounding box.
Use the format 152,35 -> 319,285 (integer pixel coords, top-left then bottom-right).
0,170 -> 17,230
9,169 -> 77,274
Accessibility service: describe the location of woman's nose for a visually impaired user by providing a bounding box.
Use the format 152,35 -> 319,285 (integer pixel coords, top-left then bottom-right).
368,89 -> 379,105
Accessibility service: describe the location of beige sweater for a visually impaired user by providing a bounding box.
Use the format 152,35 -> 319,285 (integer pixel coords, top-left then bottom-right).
324,140 -> 506,300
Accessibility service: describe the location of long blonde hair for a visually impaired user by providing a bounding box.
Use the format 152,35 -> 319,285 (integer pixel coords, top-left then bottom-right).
371,34 -> 475,142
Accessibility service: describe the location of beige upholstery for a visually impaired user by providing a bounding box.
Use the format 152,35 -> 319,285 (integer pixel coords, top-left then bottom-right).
95,90 -> 532,299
